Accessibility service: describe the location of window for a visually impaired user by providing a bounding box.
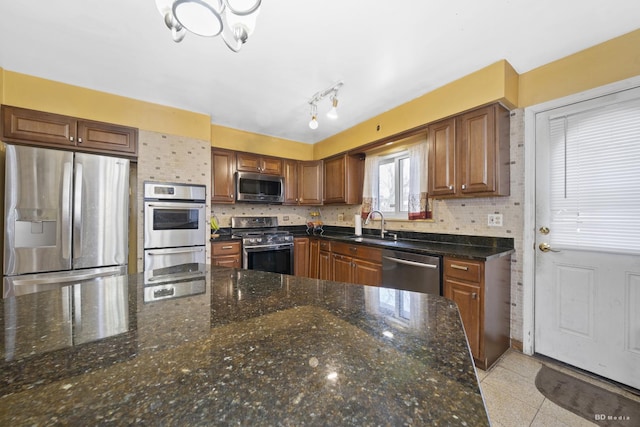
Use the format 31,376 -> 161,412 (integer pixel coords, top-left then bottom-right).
377,151 -> 410,217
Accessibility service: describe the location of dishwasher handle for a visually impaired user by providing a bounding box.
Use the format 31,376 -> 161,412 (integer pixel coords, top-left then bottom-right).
383,256 -> 438,269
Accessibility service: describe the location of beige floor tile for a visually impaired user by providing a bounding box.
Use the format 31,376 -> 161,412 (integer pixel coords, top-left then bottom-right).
481,365 -> 546,409
536,398 -> 597,427
476,366 -> 489,381
480,381 -> 539,427
498,349 -> 542,380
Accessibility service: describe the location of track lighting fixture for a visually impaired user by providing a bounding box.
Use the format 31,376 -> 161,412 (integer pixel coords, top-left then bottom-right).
307,81 -> 343,130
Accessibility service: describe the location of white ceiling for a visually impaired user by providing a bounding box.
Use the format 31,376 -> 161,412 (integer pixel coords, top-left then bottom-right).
1,1 -> 639,144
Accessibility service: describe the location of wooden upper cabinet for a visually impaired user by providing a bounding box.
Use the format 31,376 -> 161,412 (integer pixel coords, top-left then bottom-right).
77,120 -> 137,156
236,152 -> 283,175
211,148 -> 236,203
428,117 -> 457,197
323,154 -> 364,205
1,105 -> 138,158
283,159 -> 299,204
284,159 -> 323,206
459,104 -> 510,196
428,103 -> 510,198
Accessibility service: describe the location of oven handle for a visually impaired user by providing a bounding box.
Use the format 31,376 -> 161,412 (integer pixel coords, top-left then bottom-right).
146,247 -> 205,256
244,244 -> 294,251
146,202 -> 206,209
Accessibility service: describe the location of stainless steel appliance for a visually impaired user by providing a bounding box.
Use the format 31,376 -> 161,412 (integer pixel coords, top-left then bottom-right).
3,144 -> 129,297
143,182 -> 206,272
235,172 -> 284,203
382,249 -> 441,295
231,216 -> 293,275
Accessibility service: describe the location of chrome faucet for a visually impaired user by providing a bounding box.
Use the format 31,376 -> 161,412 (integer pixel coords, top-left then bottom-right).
365,210 -> 386,238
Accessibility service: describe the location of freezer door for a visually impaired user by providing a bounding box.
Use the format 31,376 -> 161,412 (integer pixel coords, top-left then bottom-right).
4,145 -> 73,275
73,153 -> 129,269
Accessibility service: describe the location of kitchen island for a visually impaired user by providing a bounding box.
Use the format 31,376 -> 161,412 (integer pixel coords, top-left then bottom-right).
0,265 -> 489,426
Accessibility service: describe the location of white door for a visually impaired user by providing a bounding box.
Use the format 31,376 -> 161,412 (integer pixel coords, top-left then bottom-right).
534,87 -> 640,390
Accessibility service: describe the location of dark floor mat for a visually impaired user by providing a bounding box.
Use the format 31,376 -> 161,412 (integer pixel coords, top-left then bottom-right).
535,365 -> 640,426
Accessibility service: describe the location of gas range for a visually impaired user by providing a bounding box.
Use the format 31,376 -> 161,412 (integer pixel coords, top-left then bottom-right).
231,216 -> 294,275
231,216 -> 293,248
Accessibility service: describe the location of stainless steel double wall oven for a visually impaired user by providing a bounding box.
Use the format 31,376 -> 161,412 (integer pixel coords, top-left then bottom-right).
143,182 -> 207,273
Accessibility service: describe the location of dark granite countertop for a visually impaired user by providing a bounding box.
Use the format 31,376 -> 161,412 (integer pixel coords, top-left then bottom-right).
0,265 -> 488,426
212,226 -> 514,261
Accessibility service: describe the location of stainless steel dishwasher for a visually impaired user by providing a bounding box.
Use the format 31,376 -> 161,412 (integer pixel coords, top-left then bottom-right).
381,249 -> 442,295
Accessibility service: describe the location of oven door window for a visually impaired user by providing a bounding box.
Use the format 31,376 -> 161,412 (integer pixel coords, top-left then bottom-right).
246,247 -> 292,275
153,208 -> 200,230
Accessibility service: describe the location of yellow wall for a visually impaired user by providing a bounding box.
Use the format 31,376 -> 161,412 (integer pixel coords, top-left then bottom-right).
314,60 -> 519,159
3,28 -> 640,159
1,70 -> 210,141
211,124 -> 314,160
519,28 -> 640,107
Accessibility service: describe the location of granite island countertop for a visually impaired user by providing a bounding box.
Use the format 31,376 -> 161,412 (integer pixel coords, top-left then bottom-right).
0,266 -> 489,425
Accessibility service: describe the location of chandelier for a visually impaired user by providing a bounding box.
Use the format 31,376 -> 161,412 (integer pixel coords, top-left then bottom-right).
155,0 -> 262,52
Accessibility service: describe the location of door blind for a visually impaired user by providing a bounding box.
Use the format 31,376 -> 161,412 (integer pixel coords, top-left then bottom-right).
548,95 -> 640,254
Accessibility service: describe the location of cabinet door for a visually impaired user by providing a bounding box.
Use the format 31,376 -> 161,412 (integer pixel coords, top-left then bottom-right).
353,258 -> 382,286
77,120 -> 138,157
332,253 -> 353,283
428,117 -> 457,197
261,156 -> 283,175
309,239 -> 319,278
318,251 -> 332,280
283,159 -> 299,205
298,160 -> 323,205
211,149 -> 236,203
294,237 -> 310,277
445,278 -> 482,358
459,106 -> 496,195
236,152 -> 261,172
323,155 -> 346,204
2,105 -> 76,147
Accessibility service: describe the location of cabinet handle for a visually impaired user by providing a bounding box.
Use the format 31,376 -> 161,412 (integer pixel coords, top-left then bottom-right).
450,264 -> 469,271
471,292 -> 477,299
230,194 -> 234,199
449,185 -> 453,190
222,245 -> 233,249
461,184 -> 466,190
70,136 -> 74,142
349,247 -> 357,252
78,137 -> 83,143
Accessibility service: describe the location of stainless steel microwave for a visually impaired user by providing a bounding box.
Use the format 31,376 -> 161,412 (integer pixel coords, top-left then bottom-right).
235,172 -> 284,203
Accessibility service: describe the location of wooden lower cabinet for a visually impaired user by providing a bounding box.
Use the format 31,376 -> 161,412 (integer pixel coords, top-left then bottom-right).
318,240 -> 332,280
330,241 -> 382,286
211,241 -> 241,268
443,255 -> 511,370
294,237 -> 310,277
309,239 -> 319,278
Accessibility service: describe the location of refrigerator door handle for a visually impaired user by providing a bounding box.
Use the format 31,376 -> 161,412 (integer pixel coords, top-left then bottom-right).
61,162 -> 73,260
73,163 -> 84,258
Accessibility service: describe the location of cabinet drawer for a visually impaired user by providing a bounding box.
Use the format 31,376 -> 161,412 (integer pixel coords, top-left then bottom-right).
319,240 -> 332,252
444,257 -> 481,282
212,241 -> 241,256
332,241 -> 382,261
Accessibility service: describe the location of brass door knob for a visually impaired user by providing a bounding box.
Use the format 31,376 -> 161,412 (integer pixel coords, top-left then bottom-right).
539,243 -> 560,252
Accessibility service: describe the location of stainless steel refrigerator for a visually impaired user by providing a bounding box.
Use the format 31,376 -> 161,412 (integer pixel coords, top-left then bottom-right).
3,144 -> 130,297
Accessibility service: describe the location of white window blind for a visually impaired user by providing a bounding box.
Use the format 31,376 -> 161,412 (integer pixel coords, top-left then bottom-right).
548,96 -> 640,254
